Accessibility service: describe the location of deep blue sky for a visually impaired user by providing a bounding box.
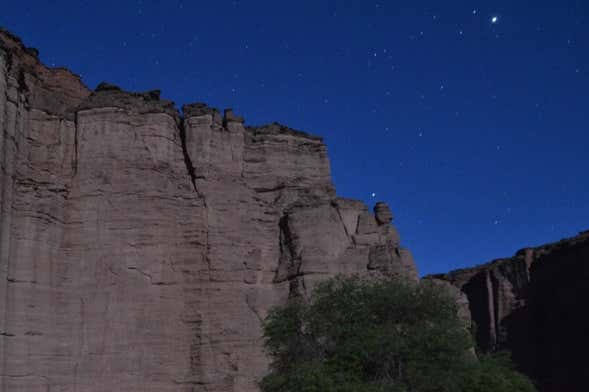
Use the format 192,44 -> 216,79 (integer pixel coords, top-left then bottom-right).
2,1 -> 588,275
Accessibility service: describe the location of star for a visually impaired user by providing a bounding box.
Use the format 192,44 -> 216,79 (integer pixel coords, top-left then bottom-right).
371,193 -> 376,198
491,16 -> 499,24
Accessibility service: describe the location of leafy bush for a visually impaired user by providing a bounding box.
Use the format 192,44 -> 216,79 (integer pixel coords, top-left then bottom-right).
260,275 -> 536,392
460,352 -> 537,392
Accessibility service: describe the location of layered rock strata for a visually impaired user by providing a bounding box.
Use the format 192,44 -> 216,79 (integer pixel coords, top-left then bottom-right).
428,230 -> 589,392
0,28 -> 418,391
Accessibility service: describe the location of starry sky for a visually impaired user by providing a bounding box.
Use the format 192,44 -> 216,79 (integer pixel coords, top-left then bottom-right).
1,1 -> 588,275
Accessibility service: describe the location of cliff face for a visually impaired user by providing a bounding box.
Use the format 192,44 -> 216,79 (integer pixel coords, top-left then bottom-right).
429,230 -> 589,392
0,29 -> 418,391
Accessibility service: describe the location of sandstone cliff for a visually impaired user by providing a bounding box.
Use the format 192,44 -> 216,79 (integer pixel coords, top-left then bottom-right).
428,230 -> 589,392
0,28 -> 418,391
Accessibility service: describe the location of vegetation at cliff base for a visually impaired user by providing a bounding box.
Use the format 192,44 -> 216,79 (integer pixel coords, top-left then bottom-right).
259,275 -> 536,392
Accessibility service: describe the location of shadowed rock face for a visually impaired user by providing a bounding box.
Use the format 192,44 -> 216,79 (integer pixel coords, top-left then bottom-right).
428,231 -> 589,392
0,28 -> 418,391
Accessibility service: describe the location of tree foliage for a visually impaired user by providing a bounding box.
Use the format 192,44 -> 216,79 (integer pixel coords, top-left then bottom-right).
260,275 -> 536,392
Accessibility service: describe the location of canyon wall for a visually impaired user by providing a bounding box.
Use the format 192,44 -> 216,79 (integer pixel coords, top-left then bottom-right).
429,230 -> 589,392
0,29 -> 418,391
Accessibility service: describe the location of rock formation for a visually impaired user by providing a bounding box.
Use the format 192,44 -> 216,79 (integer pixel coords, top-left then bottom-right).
0,28 -> 418,391
428,230 -> 589,392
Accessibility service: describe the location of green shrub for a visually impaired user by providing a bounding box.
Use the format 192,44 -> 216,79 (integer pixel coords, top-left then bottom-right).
460,352 -> 537,392
260,275 -> 536,392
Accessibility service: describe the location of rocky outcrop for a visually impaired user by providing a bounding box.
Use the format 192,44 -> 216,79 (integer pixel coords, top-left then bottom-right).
0,28 -> 418,391
428,230 -> 589,392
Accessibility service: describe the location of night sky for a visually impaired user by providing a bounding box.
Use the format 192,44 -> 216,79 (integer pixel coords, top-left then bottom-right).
1,1 -> 588,275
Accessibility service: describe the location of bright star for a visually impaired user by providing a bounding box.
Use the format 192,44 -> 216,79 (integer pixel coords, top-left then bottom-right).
491,16 -> 498,24
371,193 -> 376,198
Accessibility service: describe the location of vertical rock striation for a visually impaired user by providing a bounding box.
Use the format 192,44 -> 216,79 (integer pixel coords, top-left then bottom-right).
428,230 -> 589,392
0,28 -> 418,391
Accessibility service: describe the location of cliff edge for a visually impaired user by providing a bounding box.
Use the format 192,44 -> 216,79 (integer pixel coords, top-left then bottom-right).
0,28 -> 418,391
427,230 -> 589,392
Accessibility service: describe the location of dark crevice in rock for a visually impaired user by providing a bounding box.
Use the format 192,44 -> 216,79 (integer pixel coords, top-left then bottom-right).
332,201 -> 352,242
177,113 -> 212,281
16,69 -> 28,96
462,271 -> 493,351
172,380 -> 207,386
177,115 -> 204,200
487,270 -> 499,351
274,214 -> 302,285
252,184 -> 286,194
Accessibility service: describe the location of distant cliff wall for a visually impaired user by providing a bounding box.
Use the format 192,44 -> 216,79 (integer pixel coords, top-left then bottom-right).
428,230 -> 589,392
0,28 -> 418,392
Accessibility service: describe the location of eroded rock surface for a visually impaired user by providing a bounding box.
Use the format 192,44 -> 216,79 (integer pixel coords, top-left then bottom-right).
428,230 -> 589,392
0,29 -> 418,391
